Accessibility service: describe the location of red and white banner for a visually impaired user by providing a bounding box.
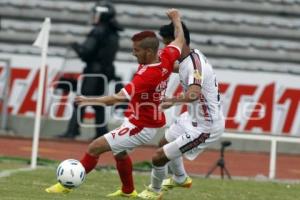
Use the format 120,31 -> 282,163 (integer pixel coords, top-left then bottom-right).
0,54 -> 299,136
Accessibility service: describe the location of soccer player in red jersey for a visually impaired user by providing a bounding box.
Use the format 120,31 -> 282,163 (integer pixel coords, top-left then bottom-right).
45,8 -> 185,198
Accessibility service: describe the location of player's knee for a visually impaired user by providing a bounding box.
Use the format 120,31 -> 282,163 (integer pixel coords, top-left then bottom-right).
87,136 -> 109,156
158,137 -> 168,147
152,148 -> 169,166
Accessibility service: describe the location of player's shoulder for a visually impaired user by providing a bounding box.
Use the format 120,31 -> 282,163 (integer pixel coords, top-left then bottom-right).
160,45 -> 180,56
178,54 -> 194,71
191,49 -> 209,63
180,49 -> 206,65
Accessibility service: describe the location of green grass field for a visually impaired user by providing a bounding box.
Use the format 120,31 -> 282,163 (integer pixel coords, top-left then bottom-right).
1,157 -> 300,200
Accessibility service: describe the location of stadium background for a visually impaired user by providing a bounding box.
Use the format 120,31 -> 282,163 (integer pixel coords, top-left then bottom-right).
0,0 -> 300,180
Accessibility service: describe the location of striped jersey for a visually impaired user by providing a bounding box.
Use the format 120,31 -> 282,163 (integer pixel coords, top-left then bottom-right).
178,49 -> 224,129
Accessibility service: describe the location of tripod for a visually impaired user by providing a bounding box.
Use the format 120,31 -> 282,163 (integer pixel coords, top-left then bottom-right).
205,141 -> 232,179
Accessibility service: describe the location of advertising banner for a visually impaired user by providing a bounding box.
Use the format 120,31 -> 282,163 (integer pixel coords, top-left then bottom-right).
0,54 -> 299,136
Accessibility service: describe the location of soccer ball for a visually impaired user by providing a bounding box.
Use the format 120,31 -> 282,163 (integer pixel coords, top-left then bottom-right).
56,159 -> 86,188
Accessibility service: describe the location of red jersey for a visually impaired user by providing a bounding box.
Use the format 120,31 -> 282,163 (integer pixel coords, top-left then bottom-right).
122,45 -> 181,128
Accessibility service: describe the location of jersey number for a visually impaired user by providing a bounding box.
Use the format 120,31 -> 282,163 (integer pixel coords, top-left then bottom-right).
111,126 -> 142,138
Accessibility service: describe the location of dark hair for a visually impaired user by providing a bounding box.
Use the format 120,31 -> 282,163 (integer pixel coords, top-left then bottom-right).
159,21 -> 190,45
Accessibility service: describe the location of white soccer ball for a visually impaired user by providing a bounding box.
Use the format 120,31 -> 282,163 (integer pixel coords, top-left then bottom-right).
56,159 -> 86,188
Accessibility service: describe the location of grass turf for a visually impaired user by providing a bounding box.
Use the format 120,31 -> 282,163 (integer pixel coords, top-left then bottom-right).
0,157 -> 300,200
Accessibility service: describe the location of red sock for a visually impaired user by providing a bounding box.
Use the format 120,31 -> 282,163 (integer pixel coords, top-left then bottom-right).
80,153 -> 99,174
115,155 -> 134,194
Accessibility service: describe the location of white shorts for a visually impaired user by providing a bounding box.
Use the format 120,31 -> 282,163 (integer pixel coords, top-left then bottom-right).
104,118 -> 158,155
163,112 -> 224,160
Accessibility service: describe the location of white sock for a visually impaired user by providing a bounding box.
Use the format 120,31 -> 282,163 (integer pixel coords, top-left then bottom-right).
151,165 -> 167,192
168,157 -> 187,183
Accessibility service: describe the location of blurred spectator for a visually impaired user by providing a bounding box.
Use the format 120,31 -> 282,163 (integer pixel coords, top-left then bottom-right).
57,0 -> 123,139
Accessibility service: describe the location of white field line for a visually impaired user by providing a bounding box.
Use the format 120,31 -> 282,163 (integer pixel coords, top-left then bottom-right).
0,167 -> 34,178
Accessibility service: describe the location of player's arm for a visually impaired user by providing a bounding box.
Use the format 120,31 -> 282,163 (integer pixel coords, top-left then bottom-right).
167,9 -> 185,52
75,90 -> 128,106
159,9 -> 184,73
161,85 -> 201,109
173,62 -> 179,73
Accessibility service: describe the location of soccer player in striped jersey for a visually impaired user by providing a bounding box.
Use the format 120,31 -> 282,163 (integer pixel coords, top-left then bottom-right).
138,21 -> 225,200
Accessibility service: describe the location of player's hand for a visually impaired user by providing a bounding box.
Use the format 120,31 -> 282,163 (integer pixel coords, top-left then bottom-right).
159,98 -> 175,110
166,8 -> 180,21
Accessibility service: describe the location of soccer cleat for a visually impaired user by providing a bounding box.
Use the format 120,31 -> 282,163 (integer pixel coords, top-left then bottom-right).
106,189 -> 138,198
45,182 -> 72,194
162,176 -> 192,191
138,187 -> 163,200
